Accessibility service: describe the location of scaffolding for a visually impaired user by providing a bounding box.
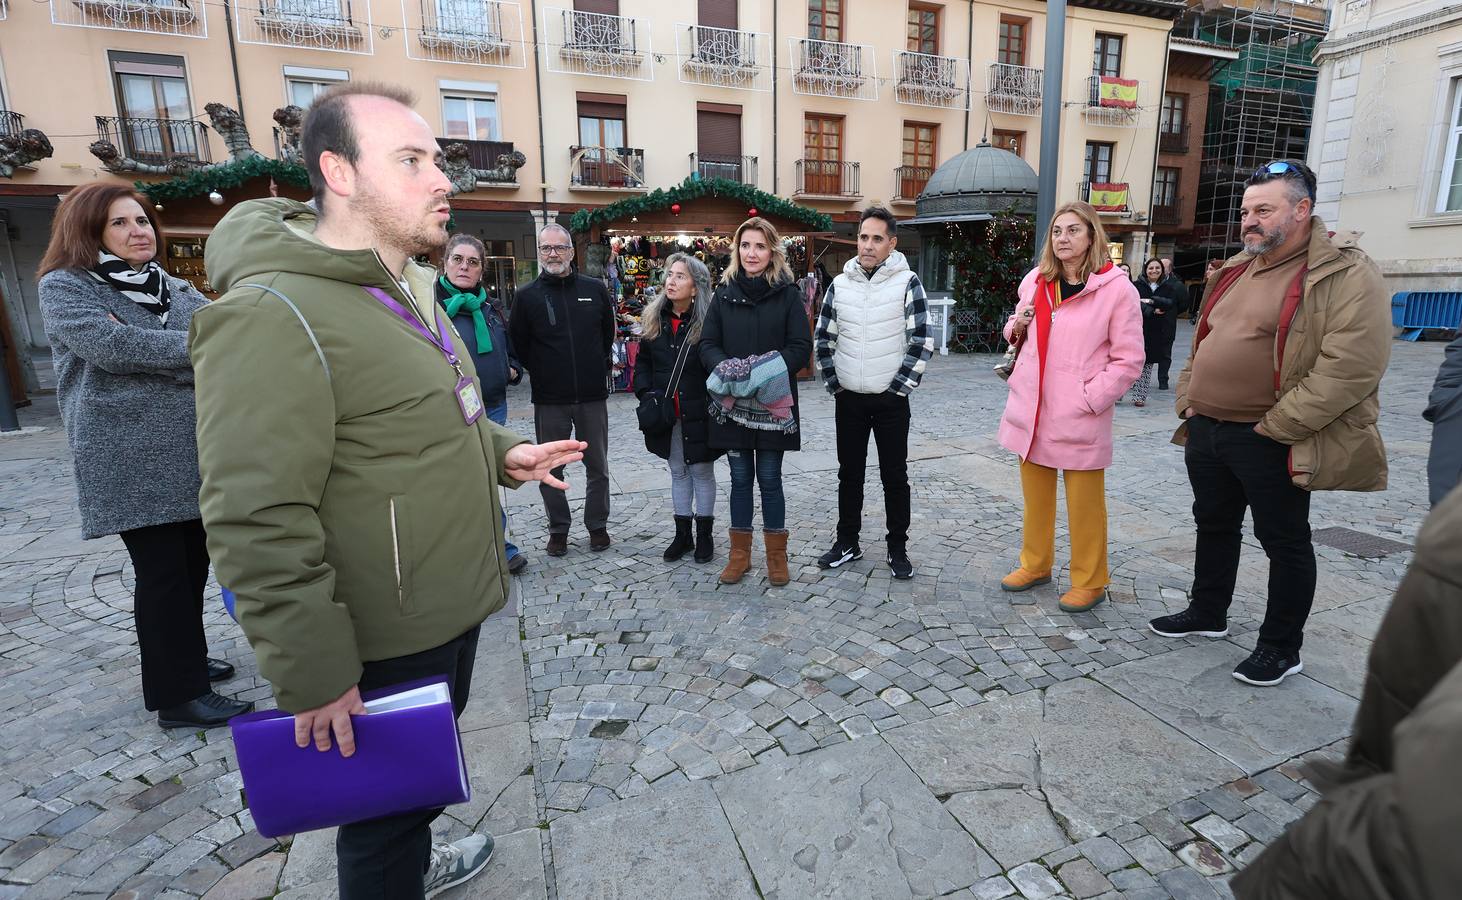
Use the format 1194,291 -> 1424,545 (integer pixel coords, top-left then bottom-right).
1180,0 -> 1328,259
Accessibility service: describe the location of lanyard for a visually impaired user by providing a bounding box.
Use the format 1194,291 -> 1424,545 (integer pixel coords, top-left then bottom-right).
363,286 -> 465,380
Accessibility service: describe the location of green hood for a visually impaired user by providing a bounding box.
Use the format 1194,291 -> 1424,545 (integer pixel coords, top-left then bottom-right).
207,197 -> 437,301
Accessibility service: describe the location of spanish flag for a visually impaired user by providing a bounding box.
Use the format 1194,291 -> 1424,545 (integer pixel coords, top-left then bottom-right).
1098,76 -> 1139,109
1089,183 -> 1128,212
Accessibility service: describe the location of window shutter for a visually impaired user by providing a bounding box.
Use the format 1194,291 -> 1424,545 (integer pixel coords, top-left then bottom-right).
696,110 -> 741,158
574,0 -> 618,13
698,0 -> 736,29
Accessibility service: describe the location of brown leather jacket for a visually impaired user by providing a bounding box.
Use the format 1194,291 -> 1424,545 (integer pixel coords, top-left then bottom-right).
1174,218 -> 1392,491
1233,488 -> 1462,899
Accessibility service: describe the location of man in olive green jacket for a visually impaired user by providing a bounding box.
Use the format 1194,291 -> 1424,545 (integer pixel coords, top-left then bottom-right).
191,84 -> 583,900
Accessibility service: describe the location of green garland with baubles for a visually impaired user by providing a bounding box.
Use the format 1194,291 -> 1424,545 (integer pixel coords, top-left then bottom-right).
137,156 -> 312,205
568,177 -> 833,234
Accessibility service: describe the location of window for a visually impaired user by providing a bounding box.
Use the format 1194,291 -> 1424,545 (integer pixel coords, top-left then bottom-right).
576,93 -> 628,185
808,0 -> 841,42
902,122 -> 937,169
804,113 -> 844,193
907,4 -> 939,55
1155,166 -> 1180,207
696,102 -> 744,181
992,128 -> 1024,158
284,65 -> 347,109
1093,33 -> 1123,77
697,0 -> 735,29
109,52 -> 199,162
1161,93 -> 1186,134
1439,79 -> 1462,213
442,94 -> 499,142
1084,141 -> 1114,184
998,16 -> 1028,67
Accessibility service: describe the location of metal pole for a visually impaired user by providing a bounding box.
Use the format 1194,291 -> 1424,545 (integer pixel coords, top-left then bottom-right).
1035,0 -> 1068,261
0,326 -> 19,432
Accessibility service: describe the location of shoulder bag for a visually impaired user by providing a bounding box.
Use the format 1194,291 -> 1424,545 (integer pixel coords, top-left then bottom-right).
636,327 -> 694,435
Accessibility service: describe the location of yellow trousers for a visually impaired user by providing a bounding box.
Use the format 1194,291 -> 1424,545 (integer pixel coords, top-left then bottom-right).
1018,461 -> 1109,591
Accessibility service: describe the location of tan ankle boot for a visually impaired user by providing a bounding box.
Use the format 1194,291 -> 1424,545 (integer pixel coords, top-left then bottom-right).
765,529 -> 790,586
720,528 -> 754,584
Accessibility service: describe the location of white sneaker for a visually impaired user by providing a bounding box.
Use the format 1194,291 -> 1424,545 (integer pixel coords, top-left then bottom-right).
423,833 -> 495,898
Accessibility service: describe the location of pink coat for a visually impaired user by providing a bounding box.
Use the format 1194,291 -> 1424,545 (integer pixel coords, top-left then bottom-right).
997,264 -> 1144,470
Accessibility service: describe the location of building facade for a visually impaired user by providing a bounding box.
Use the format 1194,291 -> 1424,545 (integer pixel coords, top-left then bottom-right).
0,0 -> 1180,380
1309,0 -> 1462,292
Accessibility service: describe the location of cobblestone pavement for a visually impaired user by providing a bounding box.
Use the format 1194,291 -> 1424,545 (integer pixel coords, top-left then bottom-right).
0,323 -> 1444,899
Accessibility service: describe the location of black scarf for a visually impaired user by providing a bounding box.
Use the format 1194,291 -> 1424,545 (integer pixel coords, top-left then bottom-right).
734,271 -> 775,303
89,251 -> 171,324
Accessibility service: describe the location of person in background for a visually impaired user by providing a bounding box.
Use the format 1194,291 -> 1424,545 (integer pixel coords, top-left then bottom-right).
996,201 -> 1144,613
1424,329 -> 1462,506
1119,262 -> 1132,279
437,232 -> 527,573
634,253 -> 721,564
700,217 -> 813,587
1155,257 -> 1189,388
37,183 -> 251,730
1126,258 -> 1181,407
1186,258 -> 1224,321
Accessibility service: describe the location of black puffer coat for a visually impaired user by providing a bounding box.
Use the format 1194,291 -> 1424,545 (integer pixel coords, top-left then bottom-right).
698,273 -> 813,452
1136,278 -> 1181,365
633,304 -> 721,464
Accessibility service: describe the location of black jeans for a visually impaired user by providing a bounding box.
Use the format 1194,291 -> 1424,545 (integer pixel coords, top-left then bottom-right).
835,390 -> 912,548
118,519 -> 211,710
1185,415 -> 1316,653
336,626 -> 481,900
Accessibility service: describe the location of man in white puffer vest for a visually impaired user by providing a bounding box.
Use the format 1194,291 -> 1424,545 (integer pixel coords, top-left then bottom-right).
814,206 -> 934,579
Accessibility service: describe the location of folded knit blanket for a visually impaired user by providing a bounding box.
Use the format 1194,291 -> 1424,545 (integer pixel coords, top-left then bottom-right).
705,351 -> 797,434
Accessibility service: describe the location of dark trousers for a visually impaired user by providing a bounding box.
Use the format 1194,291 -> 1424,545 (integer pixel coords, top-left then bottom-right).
726,449 -> 785,530
1185,415 -> 1316,653
1157,357 -> 1173,387
336,625 -> 481,900
533,401 -> 610,534
118,519 -> 211,710
835,390 -> 912,548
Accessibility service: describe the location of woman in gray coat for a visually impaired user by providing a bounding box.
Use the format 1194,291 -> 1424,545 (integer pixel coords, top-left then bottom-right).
37,184 -> 250,730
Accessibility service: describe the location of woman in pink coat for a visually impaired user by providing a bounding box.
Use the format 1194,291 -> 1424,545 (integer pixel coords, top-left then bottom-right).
997,201 -> 1144,612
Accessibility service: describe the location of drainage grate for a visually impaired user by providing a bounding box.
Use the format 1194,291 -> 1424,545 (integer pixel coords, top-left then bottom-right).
1312,526 -> 1412,558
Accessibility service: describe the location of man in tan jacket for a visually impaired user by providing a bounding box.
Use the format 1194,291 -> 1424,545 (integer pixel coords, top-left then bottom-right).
1150,160 -> 1391,686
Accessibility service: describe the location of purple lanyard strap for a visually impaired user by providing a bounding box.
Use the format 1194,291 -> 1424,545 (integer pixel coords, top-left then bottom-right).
363,286 -> 464,378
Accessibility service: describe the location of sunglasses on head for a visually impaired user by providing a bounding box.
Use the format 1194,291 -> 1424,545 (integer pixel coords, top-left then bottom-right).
1252,161 -> 1316,200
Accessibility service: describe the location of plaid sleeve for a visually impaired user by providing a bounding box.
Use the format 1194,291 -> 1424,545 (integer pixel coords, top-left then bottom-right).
814,282 -> 840,394
890,274 -> 934,396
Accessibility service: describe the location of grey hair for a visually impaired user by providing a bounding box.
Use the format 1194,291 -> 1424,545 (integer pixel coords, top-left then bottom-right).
641,253 -> 711,343
445,233 -> 485,261
537,222 -> 572,244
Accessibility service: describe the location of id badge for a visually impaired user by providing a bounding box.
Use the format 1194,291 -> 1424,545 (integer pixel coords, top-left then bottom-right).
455,376 -> 484,425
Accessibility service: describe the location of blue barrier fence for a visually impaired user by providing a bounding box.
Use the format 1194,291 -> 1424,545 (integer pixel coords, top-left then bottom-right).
1392,291 -> 1462,341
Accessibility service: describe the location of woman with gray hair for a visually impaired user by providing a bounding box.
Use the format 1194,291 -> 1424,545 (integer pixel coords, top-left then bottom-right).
634,253 -> 722,562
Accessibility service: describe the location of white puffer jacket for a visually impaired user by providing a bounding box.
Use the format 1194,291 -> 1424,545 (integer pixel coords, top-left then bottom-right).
829,251 -> 916,394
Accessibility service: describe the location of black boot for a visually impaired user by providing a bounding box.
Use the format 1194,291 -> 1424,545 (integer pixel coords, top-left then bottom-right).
693,516 -> 715,564
664,515 -> 694,561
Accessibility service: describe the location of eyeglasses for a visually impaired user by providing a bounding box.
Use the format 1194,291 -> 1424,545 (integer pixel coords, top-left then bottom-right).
447,255 -> 482,268
538,244 -> 572,255
1249,161 -> 1316,201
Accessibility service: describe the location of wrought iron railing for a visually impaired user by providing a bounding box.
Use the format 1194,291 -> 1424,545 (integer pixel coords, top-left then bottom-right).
1077,180 -> 1129,212
796,159 -> 860,197
688,24 -> 756,68
1084,75 -> 1140,126
676,23 -> 769,90
569,145 -> 644,188
239,0 -> 368,52
986,63 -> 1041,116
691,153 -> 756,185
791,38 -> 876,99
95,115 -> 210,164
1159,121 -> 1190,154
0,110 -> 24,138
894,51 -> 967,109
51,0 -> 206,38
562,8 -> 634,54
1152,202 -> 1181,226
894,165 -> 933,200
439,138 -> 514,171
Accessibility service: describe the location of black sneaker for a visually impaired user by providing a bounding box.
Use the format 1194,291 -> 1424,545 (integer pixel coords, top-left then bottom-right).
1233,646 -> 1303,686
887,549 -> 914,580
1149,609 -> 1229,639
817,539 -> 862,569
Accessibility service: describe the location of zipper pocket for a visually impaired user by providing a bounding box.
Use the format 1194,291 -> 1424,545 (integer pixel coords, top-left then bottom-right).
389,497 -> 404,609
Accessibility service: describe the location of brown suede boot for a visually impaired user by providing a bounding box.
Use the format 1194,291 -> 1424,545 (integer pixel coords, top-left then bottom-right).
765,529 -> 790,587
720,528 -> 754,584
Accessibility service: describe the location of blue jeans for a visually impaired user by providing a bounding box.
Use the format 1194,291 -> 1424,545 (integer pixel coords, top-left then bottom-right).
487,403 -> 519,560
726,449 -> 785,530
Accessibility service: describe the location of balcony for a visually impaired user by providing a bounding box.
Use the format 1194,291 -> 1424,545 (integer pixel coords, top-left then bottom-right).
0,111 -> 23,139
50,0 -> 206,38
544,7 -> 652,81
893,165 -> 933,202
95,116 -> 211,166
986,63 -> 1042,117
1077,180 -> 1129,214
791,38 -> 878,101
676,24 -> 771,92
893,51 -> 969,110
236,0 -> 371,53
406,0 -> 526,67
569,146 -> 645,190
1152,202 -> 1182,227
438,138 -> 521,184
1084,76 -> 1141,127
795,160 -> 861,199
691,153 -> 757,185
1159,121 -> 1190,154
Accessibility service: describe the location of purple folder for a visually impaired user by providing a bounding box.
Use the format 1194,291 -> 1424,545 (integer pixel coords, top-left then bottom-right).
230,677 -> 472,838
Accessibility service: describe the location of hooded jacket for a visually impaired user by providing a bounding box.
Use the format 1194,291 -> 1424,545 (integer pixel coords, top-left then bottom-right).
815,250 -> 933,396
191,198 -> 527,713
507,269 -> 614,406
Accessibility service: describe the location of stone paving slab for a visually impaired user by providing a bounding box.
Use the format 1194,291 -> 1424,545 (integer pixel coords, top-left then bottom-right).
884,693 -> 1044,796
438,827 -> 546,900
1095,642 -> 1359,774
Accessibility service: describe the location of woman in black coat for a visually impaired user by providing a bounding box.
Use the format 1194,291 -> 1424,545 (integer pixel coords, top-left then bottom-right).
1126,258 -> 1179,406
699,217 -> 813,587
634,253 -> 721,564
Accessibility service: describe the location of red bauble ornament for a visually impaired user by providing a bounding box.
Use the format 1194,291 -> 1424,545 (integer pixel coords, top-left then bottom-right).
747,207 -> 758,217
670,203 -> 681,215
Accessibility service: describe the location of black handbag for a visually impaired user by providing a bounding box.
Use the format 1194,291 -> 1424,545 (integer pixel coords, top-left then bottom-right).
636,328 -> 693,435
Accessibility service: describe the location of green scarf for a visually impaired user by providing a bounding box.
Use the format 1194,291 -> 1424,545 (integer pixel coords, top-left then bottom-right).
438,275 -> 492,354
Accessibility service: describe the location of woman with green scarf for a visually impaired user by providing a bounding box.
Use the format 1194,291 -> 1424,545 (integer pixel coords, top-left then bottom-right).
437,233 -> 527,573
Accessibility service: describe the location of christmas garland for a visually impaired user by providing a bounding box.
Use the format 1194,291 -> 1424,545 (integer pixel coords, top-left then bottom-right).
568,177 -> 833,234
137,155 -> 312,204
